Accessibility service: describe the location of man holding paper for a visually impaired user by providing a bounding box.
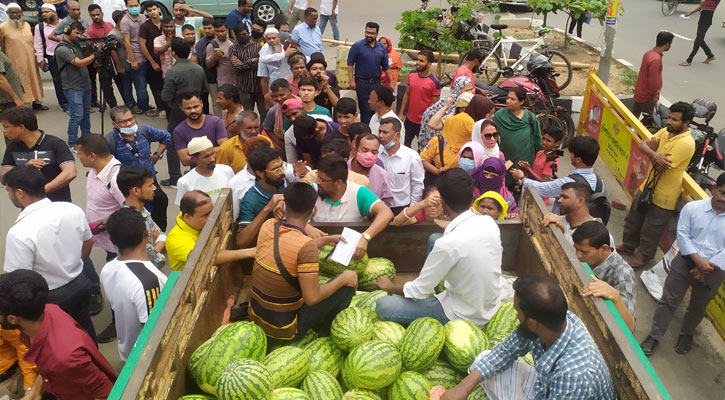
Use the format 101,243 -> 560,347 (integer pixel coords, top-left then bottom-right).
374,168 -> 503,327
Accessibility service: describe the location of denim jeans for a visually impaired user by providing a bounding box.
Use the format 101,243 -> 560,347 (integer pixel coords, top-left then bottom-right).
355,77 -> 380,124
427,232 -> 443,256
115,73 -> 135,106
318,14 -> 339,41
64,89 -> 91,144
375,295 -> 449,325
126,61 -> 151,111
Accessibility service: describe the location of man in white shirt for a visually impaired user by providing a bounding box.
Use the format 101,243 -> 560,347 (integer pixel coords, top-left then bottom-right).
368,85 -> 404,139
377,117 -> 424,215
3,165 -> 98,342
375,168 -> 503,327
101,207 -> 167,361
175,136 -> 234,205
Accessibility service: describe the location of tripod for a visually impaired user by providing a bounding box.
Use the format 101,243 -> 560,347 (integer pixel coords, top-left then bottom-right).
95,56 -> 117,134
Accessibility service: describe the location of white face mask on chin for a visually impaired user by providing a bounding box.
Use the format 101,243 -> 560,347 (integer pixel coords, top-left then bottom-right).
119,124 -> 138,134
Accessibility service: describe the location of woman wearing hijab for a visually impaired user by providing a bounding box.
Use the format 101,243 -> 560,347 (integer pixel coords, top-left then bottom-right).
471,119 -> 505,161
379,36 -> 403,88
473,191 -> 509,220
418,76 -> 474,150
471,157 -> 518,216
457,141 -> 486,174
493,86 -> 541,186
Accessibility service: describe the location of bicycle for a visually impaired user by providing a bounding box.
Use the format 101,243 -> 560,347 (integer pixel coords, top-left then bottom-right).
662,0 -> 678,16
461,25 -> 573,90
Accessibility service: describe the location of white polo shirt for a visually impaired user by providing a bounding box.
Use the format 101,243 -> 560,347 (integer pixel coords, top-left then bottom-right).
378,144 -> 425,207
100,258 -> 167,361
175,164 -> 235,205
4,199 -> 92,290
312,182 -> 381,223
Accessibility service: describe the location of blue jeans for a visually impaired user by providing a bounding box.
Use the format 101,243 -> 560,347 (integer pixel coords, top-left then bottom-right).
64,89 -> 91,144
318,14 -> 339,40
355,77 -> 379,124
427,232 -> 443,256
375,295 -> 449,326
126,61 -> 151,111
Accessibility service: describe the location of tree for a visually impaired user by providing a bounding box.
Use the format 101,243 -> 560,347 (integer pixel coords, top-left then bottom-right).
528,0 -> 610,45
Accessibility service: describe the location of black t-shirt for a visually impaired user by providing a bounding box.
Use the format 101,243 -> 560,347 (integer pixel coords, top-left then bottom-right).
325,127 -> 351,144
699,0 -> 720,25
314,70 -> 340,112
139,19 -> 163,64
2,132 -> 74,202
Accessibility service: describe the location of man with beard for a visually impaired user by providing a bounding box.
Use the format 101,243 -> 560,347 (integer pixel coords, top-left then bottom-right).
87,4 -> 116,109
152,16 -> 177,79
217,109 -> 272,174
307,54 -> 339,113
236,146 -> 286,248
442,276 -> 615,400
171,0 -> 212,37
261,79 -> 296,158
216,83 -> 245,139
347,22 -> 392,124
617,101 -> 696,268
397,50 -> 440,147
34,4 -> 67,112
229,24 -> 265,120
175,136 -> 233,205
0,4 -> 46,111
173,92 -> 228,167
541,182 -> 613,246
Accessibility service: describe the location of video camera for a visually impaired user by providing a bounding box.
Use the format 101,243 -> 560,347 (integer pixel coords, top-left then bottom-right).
77,35 -> 121,58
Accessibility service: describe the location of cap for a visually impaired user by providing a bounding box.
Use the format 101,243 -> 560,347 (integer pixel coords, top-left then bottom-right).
41,3 -> 56,11
282,98 -> 303,113
187,136 -> 213,155
264,27 -> 280,36
456,92 -> 474,108
7,3 -> 21,10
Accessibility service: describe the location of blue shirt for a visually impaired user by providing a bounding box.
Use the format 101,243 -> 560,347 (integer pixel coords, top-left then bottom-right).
238,182 -> 285,224
523,168 -> 599,214
472,311 -> 616,400
347,39 -> 389,79
291,22 -> 322,57
107,125 -> 172,176
677,198 -> 725,269
226,9 -> 251,33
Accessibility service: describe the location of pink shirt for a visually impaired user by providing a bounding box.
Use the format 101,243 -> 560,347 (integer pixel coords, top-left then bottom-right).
85,158 -> 125,253
34,21 -> 60,62
451,65 -> 475,88
348,160 -> 393,207
532,150 -> 558,205
153,35 -> 174,78
406,71 -> 441,124
86,21 -> 114,38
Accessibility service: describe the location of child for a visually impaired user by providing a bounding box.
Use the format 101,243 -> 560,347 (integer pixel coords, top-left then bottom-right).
332,97 -> 358,143
473,191 -> 509,220
517,127 -> 563,204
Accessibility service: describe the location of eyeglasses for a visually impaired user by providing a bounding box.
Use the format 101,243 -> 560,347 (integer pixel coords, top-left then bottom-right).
483,132 -> 500,140
316,176 -> 334,183
264,165 -> 284,174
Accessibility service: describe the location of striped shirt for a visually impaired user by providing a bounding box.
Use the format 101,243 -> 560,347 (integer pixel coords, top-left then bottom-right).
249,220 -> 319,340
230,42 -> 262,94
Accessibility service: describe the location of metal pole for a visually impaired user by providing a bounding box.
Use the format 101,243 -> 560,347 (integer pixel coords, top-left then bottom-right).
598,0 -> 620,84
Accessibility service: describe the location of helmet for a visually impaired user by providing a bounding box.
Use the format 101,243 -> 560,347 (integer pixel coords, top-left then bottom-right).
527,54 -> 552,76
691,98 -> 717,124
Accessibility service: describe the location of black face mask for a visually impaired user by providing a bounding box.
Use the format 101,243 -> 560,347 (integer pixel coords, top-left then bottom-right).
237,34 -> 250,45
251,30 -> 263,39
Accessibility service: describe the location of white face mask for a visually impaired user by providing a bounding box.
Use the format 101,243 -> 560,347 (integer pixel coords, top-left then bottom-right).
119,124 -> 138,134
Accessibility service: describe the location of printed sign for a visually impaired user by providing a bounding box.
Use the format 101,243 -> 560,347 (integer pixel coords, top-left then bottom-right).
606,0 -> 619,25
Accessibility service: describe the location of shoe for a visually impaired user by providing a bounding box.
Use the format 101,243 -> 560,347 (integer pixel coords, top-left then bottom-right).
69,144 -> 78,154
616,243 -> 634,255
675,334 -> 693,354
32,103 -> 49,111
629,254 -> 652,269
131,105 -> 143,115
91,102 -> 101,108
145,109 -> 159,117
59,104 -> 68,112
703,56 -> 715,64
160,178 -> 177,189
159,110 -> 166,119
640,335 -> 658,356
679,61 -> 692,66
88,292 -> 104,316
97,321 -> 117,343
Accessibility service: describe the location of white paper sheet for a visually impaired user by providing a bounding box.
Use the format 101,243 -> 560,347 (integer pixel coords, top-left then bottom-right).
329,227 -> 362,267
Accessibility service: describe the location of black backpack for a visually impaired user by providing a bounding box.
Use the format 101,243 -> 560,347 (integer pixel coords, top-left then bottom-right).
569,173 -> 611,225
104,126 -> 152,156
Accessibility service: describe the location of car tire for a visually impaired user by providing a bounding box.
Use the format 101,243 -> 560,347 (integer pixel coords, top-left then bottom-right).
253,0 -> 282,24
19,0 -> 36,12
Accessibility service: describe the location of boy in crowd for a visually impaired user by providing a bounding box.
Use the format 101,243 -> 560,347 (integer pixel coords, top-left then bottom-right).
299,76 -> 332,118
517,127 -> 564,205
330,97 -> 357,143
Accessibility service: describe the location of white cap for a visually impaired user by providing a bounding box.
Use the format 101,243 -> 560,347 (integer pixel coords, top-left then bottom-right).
187,136 -> 213,155
41,3 -> 56,11
6,3 -> 21,10
264,27 -> 279,36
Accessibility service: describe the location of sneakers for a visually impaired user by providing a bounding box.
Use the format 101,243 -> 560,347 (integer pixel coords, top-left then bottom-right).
640,335 -> 658,356
675,334 -> 694,354
97,321 -> 117,343
88,292 -> 104,316
69,144 -> 78,154
160,178 -> 177,189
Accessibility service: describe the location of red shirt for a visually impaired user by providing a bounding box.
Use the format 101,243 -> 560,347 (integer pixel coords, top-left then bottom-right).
406,71 -> 441,124
21,305 -> 117,400
532,150 -> 558,205
86,21 -> 114,38
634,49 -> 663,103
451,65 -> 475,88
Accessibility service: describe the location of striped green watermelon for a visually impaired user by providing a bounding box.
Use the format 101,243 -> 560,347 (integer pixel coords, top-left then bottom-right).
177,395 -> 215,400
342,340 -> 402,390
358,258 -> 396,291
331,307 -> 373,352
319,246 -> 369,275
422,360 -> 463,390
371,321 -> 406,349
388,371 -> 432,400
263,346 -> 309,388
268,388 -> 310,400
443,319 -> 489,372
189,322 -> 267,395
305,337 -> 345,377
399,317 -> 445,371
215,359 -> 273,400
485,302 -> 519,344
350,290 -> 388,322
267,330 -> 316,354
301,370 -> 343,400
467,385 -> 489,399
342,389 -> 383,400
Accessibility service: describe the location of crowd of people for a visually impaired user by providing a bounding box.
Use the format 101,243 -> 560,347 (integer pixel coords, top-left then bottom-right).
0,1 -> 723,399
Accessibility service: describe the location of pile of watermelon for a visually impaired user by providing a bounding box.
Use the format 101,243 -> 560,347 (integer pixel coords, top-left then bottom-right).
318,248 -> 396,291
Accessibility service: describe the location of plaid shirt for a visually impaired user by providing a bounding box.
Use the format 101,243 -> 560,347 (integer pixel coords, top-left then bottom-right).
472,311 -> 616,400
593,251 -> 637,316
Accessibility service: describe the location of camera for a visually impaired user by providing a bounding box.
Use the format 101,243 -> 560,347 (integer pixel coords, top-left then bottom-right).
78,35 -> 121,58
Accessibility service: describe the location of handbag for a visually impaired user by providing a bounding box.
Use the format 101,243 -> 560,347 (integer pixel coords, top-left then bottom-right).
635,168 -> 663,214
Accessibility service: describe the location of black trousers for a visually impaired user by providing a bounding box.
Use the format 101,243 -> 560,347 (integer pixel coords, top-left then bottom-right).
687,23 -> 714,63
150,179 -> 169,231
88,64 -> 118,108
47,56 -> 67,108
568,14 -> 586,38
240,91 -> 267,121
48,273 -> 97,345
404,118 -> 421,148
166,106 -> 186,182
297,286 -> 354,337
147,68 -> 166,111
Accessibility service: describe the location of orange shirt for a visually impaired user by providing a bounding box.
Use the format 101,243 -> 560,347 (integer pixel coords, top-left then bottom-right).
0,329 -> 37,388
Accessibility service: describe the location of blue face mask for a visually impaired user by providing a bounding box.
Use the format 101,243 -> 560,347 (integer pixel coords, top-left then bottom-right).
383,139 -> 396,150
459,158 -> 476,172
128,6 -> 141,15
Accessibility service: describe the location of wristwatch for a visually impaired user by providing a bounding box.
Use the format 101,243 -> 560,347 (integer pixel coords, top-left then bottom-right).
153,151 -> 164,159
361,232 -> 371,241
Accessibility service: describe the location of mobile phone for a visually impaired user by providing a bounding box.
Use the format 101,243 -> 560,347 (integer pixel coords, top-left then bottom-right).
214,48 -> 223,56
505,160 -> 514,170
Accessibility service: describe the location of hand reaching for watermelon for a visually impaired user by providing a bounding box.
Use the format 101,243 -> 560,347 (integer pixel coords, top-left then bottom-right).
440,384 -> 470,400
353,236 -> 368,261
339,269 -> 358,289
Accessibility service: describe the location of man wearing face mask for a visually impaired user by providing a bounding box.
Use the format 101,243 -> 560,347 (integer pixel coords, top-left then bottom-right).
34,4 -> 68,112
120,0 -> 157,116
230,24 -> 265,120
377,118 -> 424,215
349,132 -> 393,206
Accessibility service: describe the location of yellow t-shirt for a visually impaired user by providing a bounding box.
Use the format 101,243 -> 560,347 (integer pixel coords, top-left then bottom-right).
640,128 -> 696,210
420,136 -> 461,169
166,213 -> 201,271
216,135 -> 273,174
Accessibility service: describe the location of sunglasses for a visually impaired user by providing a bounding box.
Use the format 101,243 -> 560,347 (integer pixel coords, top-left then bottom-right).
483,132 -> 500,140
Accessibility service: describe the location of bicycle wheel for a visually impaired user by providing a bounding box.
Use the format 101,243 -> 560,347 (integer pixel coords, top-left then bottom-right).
544,50 -> 573,91
461,48 -> 501,86
553,106 -> 576,147
537,112 -> 571,147
661,0 -> 677,16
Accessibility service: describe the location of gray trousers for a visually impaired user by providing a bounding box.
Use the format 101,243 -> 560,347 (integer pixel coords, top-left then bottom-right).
622,191 -> 677,260
287,8 -> 305,28
649,254 -> 725,340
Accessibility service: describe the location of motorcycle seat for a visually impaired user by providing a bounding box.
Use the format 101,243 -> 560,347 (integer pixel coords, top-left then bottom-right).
491,24 -> 508,31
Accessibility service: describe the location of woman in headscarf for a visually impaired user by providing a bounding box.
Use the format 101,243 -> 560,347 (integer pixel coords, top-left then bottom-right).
471,119 -> 505,161
473,191 -> 509,220
471,157 -> 518,216
457,141 -> 486,174
379,36 -> 403,88
418,76 -> 474,150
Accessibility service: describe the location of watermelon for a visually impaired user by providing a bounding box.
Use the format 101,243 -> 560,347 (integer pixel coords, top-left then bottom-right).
423,360 -> 463,390
189,322 -> 267,395
331,307 -> 373,352
443,319 -> 489,372
399,318 -> 445,371
350,290 -> 388,321
342,340 -> 402,390
301,370 -> 344,400
371,321 -> 406,349
267,330 -> 316,354
319,245 -> 369,275
485,302 -> 519,344
359,257 -> 396,291
177,395 -> 215,400
467,385 -> 489,399
268,388 -> 310,400
434,280 -> 446,295
343,389 -> 383,400
215,359 -> 274,400
305,337 -> 346,377
263,346 -> 309,388
388,371 -> 432,400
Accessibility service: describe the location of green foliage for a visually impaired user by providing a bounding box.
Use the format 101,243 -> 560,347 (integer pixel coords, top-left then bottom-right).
527,0 -> 609,21
617,64 -> 638,91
